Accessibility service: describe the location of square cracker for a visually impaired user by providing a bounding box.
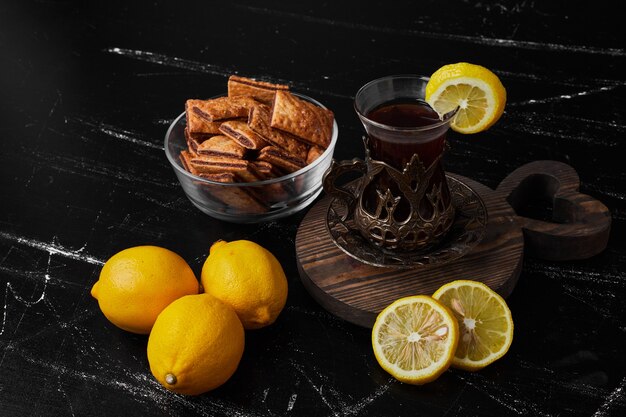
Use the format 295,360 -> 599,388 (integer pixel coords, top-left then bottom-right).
185,101 -> 223,134
187,96 -> 257,122
258,146 -> 305,174
270,90 -> 334,149
189,156 -> 262,183
184,128 -> 213,154
219,120 -> 268,150
248,103 -> 308,161
179,150 -> 199,175
306,146 -> 325,164
228,75 -> 289,105
196,135 -> 247,159
188,155 -> 246,176
251,160 -> 281,179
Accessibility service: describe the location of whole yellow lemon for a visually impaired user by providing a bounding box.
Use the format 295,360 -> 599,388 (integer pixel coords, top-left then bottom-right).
147,294 -> 245,395
201,240 -> 288,330
91,246 -> 199,334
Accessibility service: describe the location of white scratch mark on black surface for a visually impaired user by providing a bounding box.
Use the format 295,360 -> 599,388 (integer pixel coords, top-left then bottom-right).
496,70 -> 625,88
153,118 -> 175,125
0,231 -> 104,266
0,240 -> 88,342
29,149 -> 178,190
583,183 -> 626,202
286,392 -> 297,411
560,283 -> 620,322
261,387 -> 270,403
611,208 -> 626,221
135,71 -> 200,77
525,261 -> 626,287
500,110 -> 622,147
340,378 -> 394,416
517,357 -> 557,375
36,90 -> 63,142
231,5 -> 626,56
43,295 -> 100,367
10,346 -> 265,417
106,47 -> 235,77
70,116 -> 164,150
291,361 -> 342,417
15,351 -> 178,413
290,360 -> 391,416
516,359 -> 613,403
0,263 -> 80,290
57,374 -> 77,417
133,192 -> 192,212
5,296 -> 96,359
104,47 -> 353,100
0,251 -> 49,367
46,126 -> 96,145
258,386 -> 280,416
99,126 -> 163,150
509,86 -> 617,107
455,373 -> 553,416
593,377 -> 626,417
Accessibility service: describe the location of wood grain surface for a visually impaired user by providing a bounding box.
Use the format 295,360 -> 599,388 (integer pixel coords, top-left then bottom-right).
498,160 -> 612,261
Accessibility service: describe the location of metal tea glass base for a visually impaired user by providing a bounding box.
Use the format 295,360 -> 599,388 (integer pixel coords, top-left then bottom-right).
325,175 -> 487,269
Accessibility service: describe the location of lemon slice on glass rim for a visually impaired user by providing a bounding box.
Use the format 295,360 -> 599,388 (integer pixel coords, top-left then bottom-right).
425,62 -> 507,134
371,295 -> 459,385
433,280 -> 514,371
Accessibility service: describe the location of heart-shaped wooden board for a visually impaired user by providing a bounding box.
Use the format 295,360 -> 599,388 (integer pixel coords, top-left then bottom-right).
296,161 -> 611,328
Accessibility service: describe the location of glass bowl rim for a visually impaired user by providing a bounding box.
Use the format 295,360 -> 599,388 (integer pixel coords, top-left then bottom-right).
164,92 -> 338,187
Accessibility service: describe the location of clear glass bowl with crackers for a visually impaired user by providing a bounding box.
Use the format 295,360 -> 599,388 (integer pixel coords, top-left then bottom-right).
164,75 -> 338,223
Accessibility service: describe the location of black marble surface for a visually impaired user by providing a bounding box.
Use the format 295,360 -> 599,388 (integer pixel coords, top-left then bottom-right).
1,1 -> 625,416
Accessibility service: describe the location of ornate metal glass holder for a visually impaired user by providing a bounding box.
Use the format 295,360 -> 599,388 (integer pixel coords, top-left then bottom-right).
356,144 -> 455,251
325,172 -> 487,269
323,138 -> 459,253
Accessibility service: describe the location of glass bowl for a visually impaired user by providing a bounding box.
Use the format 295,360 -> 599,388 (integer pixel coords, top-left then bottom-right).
164,93 -> 338,223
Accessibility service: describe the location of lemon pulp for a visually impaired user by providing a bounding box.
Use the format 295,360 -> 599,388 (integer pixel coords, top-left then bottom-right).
433,280 -> 514,370
372,295 -> 459,385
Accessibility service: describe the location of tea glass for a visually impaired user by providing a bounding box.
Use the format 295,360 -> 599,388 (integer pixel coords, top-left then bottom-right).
323,75 -> 458,252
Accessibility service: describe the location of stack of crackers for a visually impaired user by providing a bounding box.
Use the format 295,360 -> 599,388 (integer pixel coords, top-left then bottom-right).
179,75 -> 335,214
181,75 -> 334,181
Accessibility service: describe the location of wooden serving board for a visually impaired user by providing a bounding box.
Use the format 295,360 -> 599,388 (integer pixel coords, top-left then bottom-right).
296,161 -> 611,328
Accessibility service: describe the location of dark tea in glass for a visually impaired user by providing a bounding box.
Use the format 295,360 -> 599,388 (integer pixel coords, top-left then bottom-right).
366,99 -> 445,168
363,98 -> 451,219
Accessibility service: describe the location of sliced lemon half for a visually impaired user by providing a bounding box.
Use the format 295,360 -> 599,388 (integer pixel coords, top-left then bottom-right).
433,280 -> 514,371
425,62 -> 506,134
371,295 -> 459,385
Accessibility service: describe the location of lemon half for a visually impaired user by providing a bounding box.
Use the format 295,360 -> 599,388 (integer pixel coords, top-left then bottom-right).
433,280 -> 514,371
425,62 -> 506,134
372,295 -> 459,385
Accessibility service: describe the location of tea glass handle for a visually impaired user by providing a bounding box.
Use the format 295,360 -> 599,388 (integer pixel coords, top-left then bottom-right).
323,158 -> 368,221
